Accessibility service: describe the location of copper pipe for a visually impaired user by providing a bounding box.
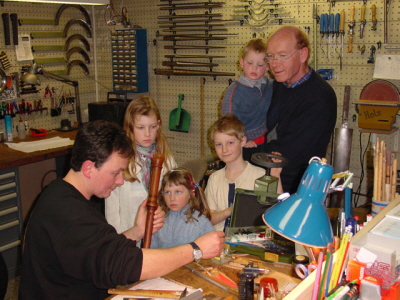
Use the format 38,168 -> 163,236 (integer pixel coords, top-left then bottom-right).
142,154 -> 164,248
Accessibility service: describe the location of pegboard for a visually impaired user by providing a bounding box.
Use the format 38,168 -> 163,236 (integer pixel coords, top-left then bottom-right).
1,0 -> 400,207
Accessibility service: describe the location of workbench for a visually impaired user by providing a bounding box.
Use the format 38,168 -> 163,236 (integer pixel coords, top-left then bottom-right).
0,129 -> 77,278
107,257 -> 300,299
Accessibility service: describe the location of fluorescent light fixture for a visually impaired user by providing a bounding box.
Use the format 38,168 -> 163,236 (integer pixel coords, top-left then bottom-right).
4,0 -> 108,5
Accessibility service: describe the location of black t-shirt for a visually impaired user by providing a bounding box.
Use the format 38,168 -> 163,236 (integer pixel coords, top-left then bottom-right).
19,179 -> 143,300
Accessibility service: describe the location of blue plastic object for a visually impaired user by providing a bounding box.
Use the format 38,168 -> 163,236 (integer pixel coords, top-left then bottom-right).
317,68 -> 333,80
263,157 -> 334,248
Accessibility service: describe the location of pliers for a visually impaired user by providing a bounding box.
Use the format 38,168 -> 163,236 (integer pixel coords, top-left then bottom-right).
44,86 -> 53,98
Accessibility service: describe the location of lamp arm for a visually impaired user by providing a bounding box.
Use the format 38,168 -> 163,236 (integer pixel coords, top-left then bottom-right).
42,70 -> 82,126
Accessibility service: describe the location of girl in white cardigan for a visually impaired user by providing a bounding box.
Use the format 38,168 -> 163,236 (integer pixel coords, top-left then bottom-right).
105,96 -> 176,236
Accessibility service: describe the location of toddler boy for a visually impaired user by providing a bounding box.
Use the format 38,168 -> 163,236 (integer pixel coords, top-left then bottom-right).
221,38 -> 273,161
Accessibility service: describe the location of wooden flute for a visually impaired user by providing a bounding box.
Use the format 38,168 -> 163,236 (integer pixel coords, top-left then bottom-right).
142,154 -> 164,248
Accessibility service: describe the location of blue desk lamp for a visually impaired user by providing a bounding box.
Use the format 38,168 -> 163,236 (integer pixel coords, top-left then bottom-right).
263,157 -> 334,248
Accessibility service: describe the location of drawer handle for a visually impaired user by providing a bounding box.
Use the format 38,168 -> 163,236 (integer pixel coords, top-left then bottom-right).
0,206 -> 18,216
0,219 -> 19,231
0,192 -> 17,202
0,172 -> 15,181
0,240 -> 21,252
0,182 -> 16,191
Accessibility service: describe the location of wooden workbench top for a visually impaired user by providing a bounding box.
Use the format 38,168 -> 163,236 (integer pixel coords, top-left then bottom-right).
0,129 -> 77,170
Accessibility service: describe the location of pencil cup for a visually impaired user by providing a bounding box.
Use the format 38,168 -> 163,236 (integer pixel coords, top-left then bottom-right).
371,200 -> 390,216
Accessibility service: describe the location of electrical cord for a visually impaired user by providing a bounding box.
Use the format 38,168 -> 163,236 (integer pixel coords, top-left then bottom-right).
353,132 -> 372,207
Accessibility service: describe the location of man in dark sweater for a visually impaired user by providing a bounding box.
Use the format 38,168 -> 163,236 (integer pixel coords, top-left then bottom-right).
263,26 -> 337,194
19,120 -> 224,299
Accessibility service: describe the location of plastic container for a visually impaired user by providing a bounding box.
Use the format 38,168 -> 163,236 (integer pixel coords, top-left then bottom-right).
4,115 -> 13,141
371,200 -> 390,216
17,120 -> 26,140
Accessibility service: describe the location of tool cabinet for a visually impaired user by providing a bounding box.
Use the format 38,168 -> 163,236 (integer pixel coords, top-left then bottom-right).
0,169 -> 22,279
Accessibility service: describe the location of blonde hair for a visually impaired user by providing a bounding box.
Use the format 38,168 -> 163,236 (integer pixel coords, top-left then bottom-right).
158,168 -> 211,222
210,113 -> 245,141
241,38 -> 267,59
123,96 -> 174,182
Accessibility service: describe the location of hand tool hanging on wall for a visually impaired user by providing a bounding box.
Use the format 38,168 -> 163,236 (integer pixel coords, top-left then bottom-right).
312,3 -> 318,70
334,13 -> 340,56
339,10 -> 345,70
348,5 -> 355,53
142,154 -> 164,248
155,68 -> 235,78
320,13 -> 328,58
367,45 -> 376,63
160,2 -> 224,13
63,19 -> 92,38
65,34 -> 91,52
1,13 -> 11,45
0,52 -> 11,70
371,4 -> 377,31
328,13 -> 335,60
330,85 -> 353,208
169,94 -> 191,132
158,13 -> 222,19
67,60 -> 89,75
383,0 -> 389,43
359,4 -> 366,39
165,54 -> 225,61
162,61 -> 218,68
66,47 -> 90,64
164,45 -> 226,54
55,4 -> 92,26
158,18 -> 226,24
10,13 -> 18,45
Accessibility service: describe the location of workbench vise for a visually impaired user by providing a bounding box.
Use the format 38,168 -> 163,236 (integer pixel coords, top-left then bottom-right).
239,262 -> 266,300
251,153 -> 288,203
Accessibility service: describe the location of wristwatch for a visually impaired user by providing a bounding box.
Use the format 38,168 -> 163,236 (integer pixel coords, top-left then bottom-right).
189,242 -> 202,261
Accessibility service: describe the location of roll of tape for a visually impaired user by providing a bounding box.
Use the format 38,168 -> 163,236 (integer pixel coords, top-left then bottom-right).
295,264 -> 308,280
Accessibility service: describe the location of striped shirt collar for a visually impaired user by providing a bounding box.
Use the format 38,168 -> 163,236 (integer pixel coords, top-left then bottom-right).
283,68 -> 312,88
239,73 -> 267,90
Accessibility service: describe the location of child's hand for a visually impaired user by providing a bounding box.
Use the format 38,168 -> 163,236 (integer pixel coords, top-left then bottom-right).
244,140 -> 257,148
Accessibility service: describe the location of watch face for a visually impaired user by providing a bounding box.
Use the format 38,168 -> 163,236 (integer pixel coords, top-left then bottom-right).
193,249 -> 202,260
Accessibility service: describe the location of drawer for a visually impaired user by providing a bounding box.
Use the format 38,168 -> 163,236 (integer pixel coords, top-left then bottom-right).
0,240 -> 21,279
0,172 -> 17,186
0,206 -> 19,225
0,220 -> 20,246
0,192 -> 18,210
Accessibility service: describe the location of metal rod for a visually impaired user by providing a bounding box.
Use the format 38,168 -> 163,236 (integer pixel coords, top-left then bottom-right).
184,265 -> 229,291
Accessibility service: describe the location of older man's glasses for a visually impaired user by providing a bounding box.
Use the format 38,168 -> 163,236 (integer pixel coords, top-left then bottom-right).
265,48 -> 301,63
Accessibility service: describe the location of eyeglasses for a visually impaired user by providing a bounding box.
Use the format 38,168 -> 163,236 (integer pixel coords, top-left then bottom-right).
265,48 -> 301,63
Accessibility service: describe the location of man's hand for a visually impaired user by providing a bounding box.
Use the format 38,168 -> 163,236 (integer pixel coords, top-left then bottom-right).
123,199 -> 165,241
194,231 -> 225,259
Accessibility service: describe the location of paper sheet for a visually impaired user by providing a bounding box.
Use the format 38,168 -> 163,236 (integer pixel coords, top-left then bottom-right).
373,55 -> 400,80
109,277 -> 201,300
5,137 -> 74,153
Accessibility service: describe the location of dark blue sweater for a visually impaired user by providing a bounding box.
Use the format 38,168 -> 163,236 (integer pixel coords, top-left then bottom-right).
264,70 -> 337,193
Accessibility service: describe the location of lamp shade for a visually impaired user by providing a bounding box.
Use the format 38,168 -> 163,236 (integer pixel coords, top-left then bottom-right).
263,157 -> 334,248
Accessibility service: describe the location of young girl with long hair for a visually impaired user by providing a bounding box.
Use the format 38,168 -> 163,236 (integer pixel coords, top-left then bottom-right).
151,168 -> 214,248
105,96 -> 176,235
